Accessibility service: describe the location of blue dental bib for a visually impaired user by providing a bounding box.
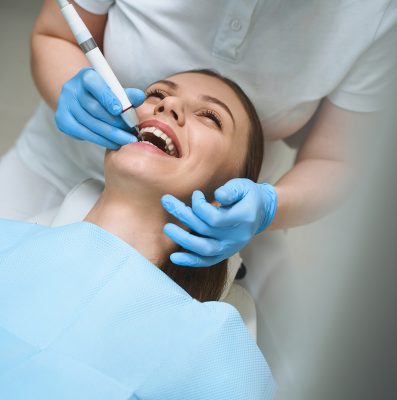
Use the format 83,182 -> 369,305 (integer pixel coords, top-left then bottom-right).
0,220 -> 275,399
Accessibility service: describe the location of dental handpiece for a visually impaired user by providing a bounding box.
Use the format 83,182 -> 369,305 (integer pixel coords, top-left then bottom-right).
56,0 -> 139,131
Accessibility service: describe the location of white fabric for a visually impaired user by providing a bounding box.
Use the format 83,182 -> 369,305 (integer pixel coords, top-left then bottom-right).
0,148 -> 64,220
223,283 -> 257,342
16,102 -> 105,195
50,178 -> 103,227
240,231 -> 297,388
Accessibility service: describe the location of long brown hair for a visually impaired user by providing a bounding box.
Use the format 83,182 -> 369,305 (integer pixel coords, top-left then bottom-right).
161,69 -> 264,301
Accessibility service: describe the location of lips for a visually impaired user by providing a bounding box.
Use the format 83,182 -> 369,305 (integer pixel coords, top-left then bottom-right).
138,119 -> 182,158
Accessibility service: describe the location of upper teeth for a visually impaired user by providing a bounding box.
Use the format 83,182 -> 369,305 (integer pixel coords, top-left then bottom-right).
138,126 -> 177,156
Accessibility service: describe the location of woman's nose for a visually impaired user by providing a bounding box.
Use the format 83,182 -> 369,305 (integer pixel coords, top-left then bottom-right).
154,97 -> 185,126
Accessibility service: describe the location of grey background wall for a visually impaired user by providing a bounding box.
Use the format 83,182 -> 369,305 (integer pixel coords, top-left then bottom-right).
0,0 -> 42,154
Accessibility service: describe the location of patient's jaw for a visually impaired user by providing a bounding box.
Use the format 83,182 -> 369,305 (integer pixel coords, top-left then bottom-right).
104,72 -> 250,203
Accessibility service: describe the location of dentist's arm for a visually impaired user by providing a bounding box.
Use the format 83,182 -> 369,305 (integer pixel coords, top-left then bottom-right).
31,0 -> 106,110
162,99 -> 371,267
31,0 -> 144,148
270,98 -> 362,230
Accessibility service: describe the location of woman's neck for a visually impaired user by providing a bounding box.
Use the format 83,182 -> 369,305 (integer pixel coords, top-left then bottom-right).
84,188 -> 177,266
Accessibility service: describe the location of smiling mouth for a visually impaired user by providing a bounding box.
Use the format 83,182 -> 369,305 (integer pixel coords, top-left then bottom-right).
137,126 -> 179,158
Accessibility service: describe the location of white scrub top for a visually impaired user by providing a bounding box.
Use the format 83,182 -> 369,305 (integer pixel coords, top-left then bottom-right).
16,0 -> 397,192
14,0 -> 397,384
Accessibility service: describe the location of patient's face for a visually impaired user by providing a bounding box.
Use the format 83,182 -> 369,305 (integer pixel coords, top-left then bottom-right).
105,72 -> 250,201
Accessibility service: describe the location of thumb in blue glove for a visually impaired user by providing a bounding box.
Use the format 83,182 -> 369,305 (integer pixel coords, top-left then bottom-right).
214,179 -> 278,234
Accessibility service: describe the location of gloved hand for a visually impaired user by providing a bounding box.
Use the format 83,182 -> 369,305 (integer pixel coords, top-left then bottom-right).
55,67 -> 145,149
161,178 -> 278,267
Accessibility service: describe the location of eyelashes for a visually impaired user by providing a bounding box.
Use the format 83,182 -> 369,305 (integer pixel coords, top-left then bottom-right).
198,110 -> 222,128
145,88 -> 167,100
145,87 -> 223,129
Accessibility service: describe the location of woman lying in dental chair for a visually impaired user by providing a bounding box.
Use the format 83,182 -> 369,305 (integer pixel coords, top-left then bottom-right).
0,70 -> 275,399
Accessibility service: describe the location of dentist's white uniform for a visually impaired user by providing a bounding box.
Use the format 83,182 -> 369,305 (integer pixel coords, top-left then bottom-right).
0,0 -> 396,386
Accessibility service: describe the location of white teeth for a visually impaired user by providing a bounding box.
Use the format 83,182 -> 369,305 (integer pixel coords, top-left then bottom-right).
138,126 -> 179,157
139,127 -> 156,135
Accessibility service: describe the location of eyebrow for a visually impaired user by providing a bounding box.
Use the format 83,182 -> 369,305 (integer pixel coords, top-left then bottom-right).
151,79 -> 178,89
149,79 -> 235,126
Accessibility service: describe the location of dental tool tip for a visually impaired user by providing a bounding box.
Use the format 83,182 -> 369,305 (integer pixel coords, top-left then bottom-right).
121,107 -> 139,130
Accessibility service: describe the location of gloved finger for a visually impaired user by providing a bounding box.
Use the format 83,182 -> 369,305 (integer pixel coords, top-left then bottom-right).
80,68 -> 123,116
56,111 -> 120,149
191,190 -> 238,228
214,178 -> 250,206
170,252 -> 222,267
125,88 -> 146,107
161,194 -> 213,236
71,102 -> 137,146
163,223 -> 223,256
79,90 -> 130,130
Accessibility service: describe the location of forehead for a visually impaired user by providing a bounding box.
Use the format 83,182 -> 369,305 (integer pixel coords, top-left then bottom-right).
166,72 -> 237,101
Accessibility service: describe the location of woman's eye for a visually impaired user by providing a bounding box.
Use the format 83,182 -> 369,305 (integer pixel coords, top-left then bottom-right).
145,88 -> 167,100
199,110 -> 222,129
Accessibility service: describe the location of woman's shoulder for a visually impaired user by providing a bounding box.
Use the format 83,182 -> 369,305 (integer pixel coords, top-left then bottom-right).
171,300 -> 276,398
0,219 -> 48,252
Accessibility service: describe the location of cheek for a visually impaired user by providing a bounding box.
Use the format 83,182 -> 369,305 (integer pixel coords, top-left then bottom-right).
190,132 -> 228,162
228,138 -> 248,177
186,133 -> 242,190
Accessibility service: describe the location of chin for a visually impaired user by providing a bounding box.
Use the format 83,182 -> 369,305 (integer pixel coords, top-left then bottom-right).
107,145 -> 159,173
105,145 -> 212,201
105,149 -> 174,194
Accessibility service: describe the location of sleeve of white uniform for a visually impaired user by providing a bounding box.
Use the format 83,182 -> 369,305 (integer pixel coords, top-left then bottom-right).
74,0 -> 114,15
328,1 -> 397,112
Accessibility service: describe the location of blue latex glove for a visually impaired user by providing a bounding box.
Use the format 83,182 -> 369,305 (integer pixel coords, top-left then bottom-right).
161,178 -> 278,267
55,67 -> 145,149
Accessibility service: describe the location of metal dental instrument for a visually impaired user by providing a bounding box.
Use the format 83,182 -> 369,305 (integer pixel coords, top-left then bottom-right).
56,0 -> 139,132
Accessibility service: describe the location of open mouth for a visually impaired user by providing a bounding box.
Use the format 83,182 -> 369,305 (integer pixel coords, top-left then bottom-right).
137,126 -> 180,158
